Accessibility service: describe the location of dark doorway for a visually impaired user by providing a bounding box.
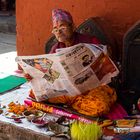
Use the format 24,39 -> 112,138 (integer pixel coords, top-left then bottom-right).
0,0 -> 16,33
0,0 -> 15,16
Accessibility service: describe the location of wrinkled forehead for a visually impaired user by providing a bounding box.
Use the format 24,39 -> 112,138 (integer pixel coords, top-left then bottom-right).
53,20 -> 70,28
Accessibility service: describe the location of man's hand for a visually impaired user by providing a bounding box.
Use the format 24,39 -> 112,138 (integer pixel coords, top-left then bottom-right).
24,73 -> 33,81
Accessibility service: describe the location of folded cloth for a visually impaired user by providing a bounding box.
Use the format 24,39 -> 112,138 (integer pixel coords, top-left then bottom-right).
0,75 -> 27,93
104,103 -> 128,120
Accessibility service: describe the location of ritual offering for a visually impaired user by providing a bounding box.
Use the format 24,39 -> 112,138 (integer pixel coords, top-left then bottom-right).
48,121 -> 69,134
31,118 -> 47,127
7,101 -> 26,115
42,113 -> 60,122
23,110 -> 44,121
71,121 -> 102,140
72,85 -> 117,117
99,119 -> 113,127
0,109 -> 3,114
24,99 -> 94,124
116,119 -> 136,128
4,112 -> 24,119
13,118 -> 22,123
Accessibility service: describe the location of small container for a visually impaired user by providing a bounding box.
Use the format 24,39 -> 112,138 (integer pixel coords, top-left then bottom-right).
114,127 -> 130,134
23,110 -> 43,121
13,118 -> 22,123
23,110 -> 35,121
31,118 -> 47,127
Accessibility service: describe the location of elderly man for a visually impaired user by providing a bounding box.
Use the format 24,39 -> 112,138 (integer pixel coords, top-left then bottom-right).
26,9 -> 127,120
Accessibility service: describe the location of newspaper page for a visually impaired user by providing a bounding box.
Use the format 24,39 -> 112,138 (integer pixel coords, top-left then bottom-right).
56,43 -> 119,94
16,43 -> 119,101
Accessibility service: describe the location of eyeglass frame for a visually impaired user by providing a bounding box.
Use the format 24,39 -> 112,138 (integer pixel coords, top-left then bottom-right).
51,24 -> 72,34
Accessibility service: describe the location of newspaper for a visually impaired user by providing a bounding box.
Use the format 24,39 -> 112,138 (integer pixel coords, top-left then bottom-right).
16,43 -> 119,101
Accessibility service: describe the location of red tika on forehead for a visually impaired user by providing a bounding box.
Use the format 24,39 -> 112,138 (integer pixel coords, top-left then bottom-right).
52,9 -> 73,25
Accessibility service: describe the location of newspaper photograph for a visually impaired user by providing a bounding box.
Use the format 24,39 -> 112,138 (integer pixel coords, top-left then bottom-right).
16,43 -> 119,101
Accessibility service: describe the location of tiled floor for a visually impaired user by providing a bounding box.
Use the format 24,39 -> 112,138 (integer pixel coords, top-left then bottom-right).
0,15 -> 16,33
0,33 -> 17,78
0,33 -> 16,54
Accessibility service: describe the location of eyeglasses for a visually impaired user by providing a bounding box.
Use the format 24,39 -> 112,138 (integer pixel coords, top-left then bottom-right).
52,26 -> 68,34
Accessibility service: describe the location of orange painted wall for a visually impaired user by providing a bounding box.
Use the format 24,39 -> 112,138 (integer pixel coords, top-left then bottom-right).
16,0 -> 140,56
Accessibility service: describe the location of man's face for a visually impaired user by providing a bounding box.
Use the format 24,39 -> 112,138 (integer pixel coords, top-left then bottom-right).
52,20 -> 74,43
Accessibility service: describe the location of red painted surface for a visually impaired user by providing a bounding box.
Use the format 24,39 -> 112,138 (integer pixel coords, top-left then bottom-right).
16,0 -> 140,56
